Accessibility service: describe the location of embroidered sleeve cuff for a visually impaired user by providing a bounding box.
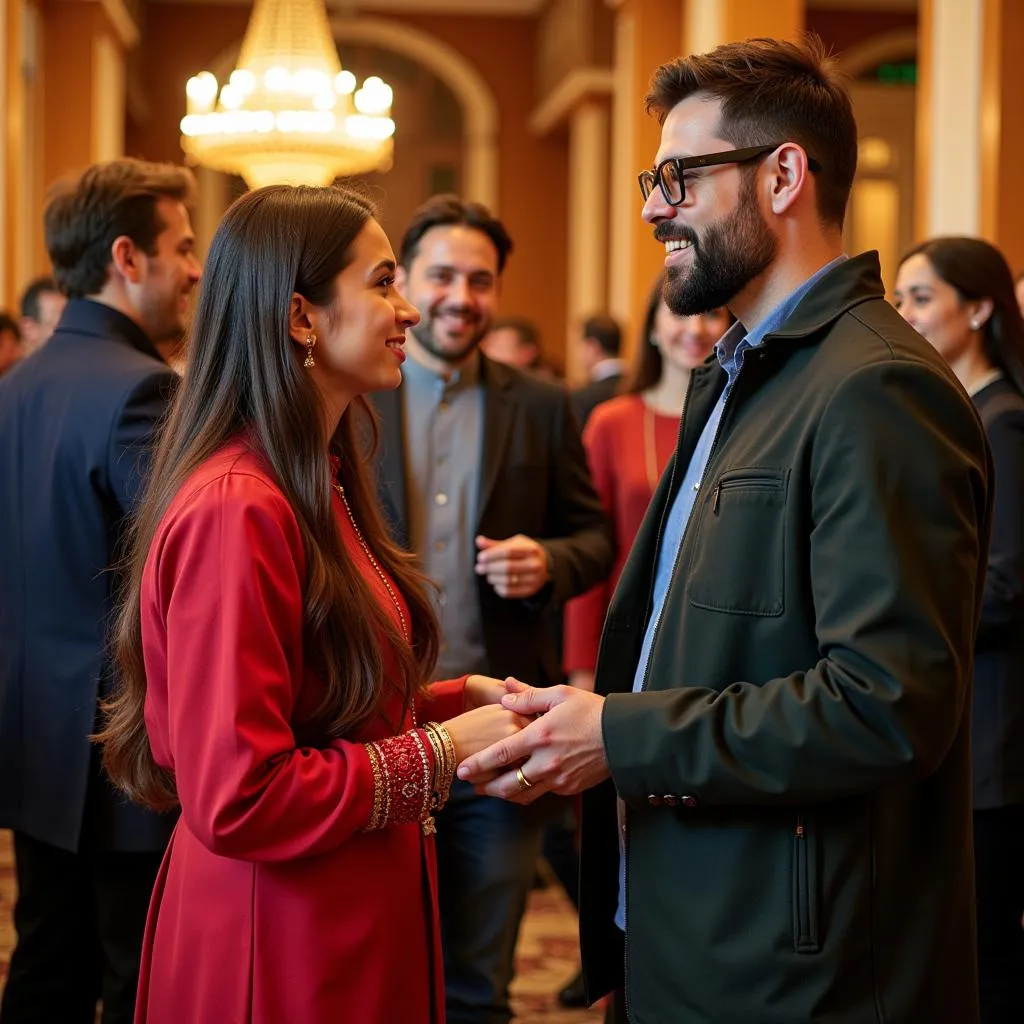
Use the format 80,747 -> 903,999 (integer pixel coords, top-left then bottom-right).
362,729 -> 435,831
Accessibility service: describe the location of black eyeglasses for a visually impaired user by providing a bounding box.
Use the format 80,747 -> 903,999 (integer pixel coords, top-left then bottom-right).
638,143 -> 822,206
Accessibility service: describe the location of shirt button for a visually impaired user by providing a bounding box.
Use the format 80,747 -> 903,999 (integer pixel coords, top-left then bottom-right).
663,795 -> 679,806
433,539 -> 447,552
438,590 -> 447,606
680,795 -> 699,808
439,401 -> 450,413
437,454 -> 447,466
435,493 -> 448,506
646,794 -> 663,807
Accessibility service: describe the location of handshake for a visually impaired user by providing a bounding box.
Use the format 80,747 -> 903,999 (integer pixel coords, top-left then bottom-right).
440,674 -> 612,802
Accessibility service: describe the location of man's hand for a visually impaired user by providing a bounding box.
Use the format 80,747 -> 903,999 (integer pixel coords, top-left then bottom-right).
475,535 -> 552,599
457,679 -> 610,802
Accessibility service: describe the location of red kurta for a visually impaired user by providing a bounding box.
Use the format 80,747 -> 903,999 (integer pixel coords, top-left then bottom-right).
563,395 -> 680,673
135,440 -> 465,1024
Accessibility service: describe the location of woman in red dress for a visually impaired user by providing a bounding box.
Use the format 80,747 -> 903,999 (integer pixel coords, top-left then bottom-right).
97,185 -> 526,1023
564,276 -> 729,688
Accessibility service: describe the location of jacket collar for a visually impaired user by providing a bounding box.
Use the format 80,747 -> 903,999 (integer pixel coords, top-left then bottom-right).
757,250 -> 885,345
687,251 -> 887,387
56,298 -> 165,363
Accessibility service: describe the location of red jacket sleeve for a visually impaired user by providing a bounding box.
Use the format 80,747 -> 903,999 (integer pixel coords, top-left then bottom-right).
147,471 -> 378,862
417,676 -> 468,723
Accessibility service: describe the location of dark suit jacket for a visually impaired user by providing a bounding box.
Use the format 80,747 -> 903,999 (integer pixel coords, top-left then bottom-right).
370,355 -> 613,687
0,299 -> 177,852
972,377 -> 1024,809
571,372 -> 622,429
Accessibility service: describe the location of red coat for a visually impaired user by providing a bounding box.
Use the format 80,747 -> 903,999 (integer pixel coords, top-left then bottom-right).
563,395 -> 680,673
135,441 -> 464,1024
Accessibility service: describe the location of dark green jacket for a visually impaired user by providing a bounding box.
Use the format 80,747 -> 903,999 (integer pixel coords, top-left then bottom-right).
579,253 -> 990,1023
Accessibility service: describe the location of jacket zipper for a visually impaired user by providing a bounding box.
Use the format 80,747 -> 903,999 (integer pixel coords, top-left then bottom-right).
623,358 -> 753,1011
712,473 -> 782,513
793,812 -> 820,952
621,367 -> 696,1016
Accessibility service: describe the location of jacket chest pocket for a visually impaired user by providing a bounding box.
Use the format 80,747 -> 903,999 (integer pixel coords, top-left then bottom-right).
686,468 -> 787,616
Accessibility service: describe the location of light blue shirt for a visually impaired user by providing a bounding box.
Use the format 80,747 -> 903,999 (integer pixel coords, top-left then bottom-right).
615,256 -> 847,930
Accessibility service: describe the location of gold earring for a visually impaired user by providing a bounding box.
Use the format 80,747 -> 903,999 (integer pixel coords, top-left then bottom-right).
303,332 -> 317,369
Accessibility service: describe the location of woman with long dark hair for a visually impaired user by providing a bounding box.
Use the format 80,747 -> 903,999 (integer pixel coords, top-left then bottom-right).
97,184 -> 525,1024
895,236 -> 1024,1024
563,274 -> 729,688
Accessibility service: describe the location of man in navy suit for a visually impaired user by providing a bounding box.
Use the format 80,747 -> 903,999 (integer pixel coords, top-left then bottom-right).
0,158 -> 201,1023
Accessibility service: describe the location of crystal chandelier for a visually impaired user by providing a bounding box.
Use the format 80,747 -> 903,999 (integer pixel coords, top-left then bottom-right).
180,0 -> 395,189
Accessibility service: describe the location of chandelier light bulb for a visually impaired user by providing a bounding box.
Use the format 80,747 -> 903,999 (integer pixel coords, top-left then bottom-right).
229,69 -> 257,95
353,78 -> 393,116
219,84 -> 244,110
264,66 -> 291,92
186,72 -> 219,109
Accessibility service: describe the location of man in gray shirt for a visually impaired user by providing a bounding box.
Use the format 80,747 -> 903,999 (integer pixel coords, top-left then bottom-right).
371,194 -> 613,1024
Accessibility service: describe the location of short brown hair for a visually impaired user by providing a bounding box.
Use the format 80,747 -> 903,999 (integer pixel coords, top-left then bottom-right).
399,193 -> 513,273
645,36 -> 857,229
44,158 -> 197,299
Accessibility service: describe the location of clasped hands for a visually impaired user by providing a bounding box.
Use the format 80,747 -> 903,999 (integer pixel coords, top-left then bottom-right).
454,676 -> 611,803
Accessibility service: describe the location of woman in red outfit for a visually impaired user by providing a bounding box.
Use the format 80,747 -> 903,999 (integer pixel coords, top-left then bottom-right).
564,276 -> 729,688
97,185 -> 526,1024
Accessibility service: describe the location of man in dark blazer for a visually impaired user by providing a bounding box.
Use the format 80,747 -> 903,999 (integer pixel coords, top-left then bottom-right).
371,194 -> 613,1024
570,314 -> 625,427
0,158 -> 201,1023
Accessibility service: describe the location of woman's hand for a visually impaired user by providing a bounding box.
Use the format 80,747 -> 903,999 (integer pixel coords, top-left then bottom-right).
442,704 -> 531,763
463,674 -> 510,711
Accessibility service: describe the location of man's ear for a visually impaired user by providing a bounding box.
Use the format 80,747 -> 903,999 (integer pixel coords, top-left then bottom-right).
288,293 -> 315,350
110,235 -> 144,284
767,143 -> 813,217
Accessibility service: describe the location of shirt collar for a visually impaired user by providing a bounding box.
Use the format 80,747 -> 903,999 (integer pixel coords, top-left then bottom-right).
592,357 -> 626,382
715,254 -> 848,381
402,346 -> 481,393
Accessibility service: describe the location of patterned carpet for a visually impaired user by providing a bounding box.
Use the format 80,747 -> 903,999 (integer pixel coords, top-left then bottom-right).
0,829 -> 603,1022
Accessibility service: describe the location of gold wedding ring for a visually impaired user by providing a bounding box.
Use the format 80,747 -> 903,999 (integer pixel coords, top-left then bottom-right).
515,767 -> 533,791
510,573 -> 519,587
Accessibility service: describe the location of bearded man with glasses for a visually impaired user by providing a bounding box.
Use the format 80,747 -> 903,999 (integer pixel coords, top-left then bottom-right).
460,35 -> 989,1024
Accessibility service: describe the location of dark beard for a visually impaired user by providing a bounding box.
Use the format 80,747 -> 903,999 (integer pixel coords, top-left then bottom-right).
409,315 -> 486,365
664,177 -> 777,317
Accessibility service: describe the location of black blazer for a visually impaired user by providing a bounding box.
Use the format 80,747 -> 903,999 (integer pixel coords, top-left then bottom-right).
571,373 -> 622,429
370,355 -> 613,687
972,377 -> 1024,809
0,299 -> 177,852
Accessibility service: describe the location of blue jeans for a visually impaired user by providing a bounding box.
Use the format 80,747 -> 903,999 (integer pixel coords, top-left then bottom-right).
435,778 -> 546,1024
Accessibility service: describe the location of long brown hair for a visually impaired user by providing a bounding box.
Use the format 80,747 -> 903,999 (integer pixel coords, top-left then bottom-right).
98,184 -> 440,811
625,272 -> 669,395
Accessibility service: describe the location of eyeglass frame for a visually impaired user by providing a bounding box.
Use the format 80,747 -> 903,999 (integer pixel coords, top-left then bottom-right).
638,143 -> 822,207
